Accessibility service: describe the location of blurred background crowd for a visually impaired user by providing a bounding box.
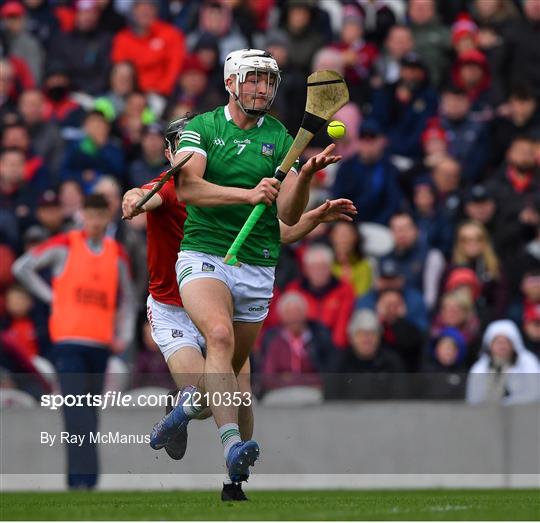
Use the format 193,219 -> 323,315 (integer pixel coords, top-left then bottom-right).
1,0 -> 540,406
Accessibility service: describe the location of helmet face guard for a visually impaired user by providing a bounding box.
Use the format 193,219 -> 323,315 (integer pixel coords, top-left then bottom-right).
224,49 -> 281,116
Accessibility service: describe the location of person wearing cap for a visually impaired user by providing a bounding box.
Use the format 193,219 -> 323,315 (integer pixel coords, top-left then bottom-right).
12,193 -> 136,489
408,0 -> 451,88
356,257 -> 428,331
420,327 -> 468,400
331,118 -> 402,225
47,0 -> 112,96
326,308 -> 407,400
33,190 -> 71,239
0,1 -> 44,84
371,50 -> 438,160
466,319 -> 540,405
112,0 -> 186,97
60,110 -> 125,193
508,268 -> 540,328
462,184 -> 497,239
439,84 -> 489,183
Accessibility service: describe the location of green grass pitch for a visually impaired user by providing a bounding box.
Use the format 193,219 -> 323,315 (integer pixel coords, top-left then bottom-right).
1,489 -> 539,520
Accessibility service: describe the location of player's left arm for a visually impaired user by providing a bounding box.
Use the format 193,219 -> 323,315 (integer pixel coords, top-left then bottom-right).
277,143 -> 342,226
279,198 -> 357,244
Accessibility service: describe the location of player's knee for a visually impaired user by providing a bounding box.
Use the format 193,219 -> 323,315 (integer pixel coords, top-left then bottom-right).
206,323 -> 234,354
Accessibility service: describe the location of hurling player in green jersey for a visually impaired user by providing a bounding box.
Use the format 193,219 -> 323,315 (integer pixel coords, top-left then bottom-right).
160,49 -> 342,483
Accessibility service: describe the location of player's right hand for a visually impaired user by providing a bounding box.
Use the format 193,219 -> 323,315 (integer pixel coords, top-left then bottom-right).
247,177 -> 280,206
122,189 -> 145,220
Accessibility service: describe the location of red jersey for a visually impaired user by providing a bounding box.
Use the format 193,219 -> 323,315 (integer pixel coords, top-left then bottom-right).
143,172 -> 187,306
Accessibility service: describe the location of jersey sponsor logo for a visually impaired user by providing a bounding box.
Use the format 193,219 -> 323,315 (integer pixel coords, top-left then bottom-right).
248,305 -> 265,312
202,262 -> 215,272
75,287 -> 108,308
171,329 -> 184,338
261,143 -> 274,156
213,138 -> 225,146
233,139 -> 251,144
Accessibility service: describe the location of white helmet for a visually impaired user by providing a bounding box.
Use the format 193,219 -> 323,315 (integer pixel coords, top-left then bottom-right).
223,48 -> 281,116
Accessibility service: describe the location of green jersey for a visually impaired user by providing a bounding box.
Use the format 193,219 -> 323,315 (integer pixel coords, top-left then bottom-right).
177,105 -> 297,267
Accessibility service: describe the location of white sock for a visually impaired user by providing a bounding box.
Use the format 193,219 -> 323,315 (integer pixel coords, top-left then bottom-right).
223,474 -> 233,485
176,386 -> 204,419
219,423 -> 241,460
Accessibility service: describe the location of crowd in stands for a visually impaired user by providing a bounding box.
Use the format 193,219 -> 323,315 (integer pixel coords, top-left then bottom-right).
1,0 -> 540,406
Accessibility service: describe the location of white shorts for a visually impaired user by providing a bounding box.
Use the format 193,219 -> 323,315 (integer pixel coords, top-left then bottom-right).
146,295 -> 206,362
176,250 -> 275,323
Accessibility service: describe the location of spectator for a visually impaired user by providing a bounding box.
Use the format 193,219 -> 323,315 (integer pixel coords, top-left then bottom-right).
17,88 -> 65,182
489,85 -> 540,169
326,309 -> 406,400
61,110 -> 125,192
373,25 -> 414,87
111,0 -> 185,97
0,148 -> 40,235
0,243 -> 16,316
48,0 -> 112,96
449,220 -> 507,321
466,319 -> 540,405
489,136 -> 540,264
419,327 -> 468,400
42,66 -> 86,133
12,193 -> 136,489
383,212 -> 445,309
102,61 -> 138,118
431,289 -> 481,356
503,0 -> 540,99
280,0 -> 327,77
357,257 -> 428,331
439,85 -> 489,183
58,179 -> 84,227
507,269 -> 540,329
407,0 -> 451,88
431,155 -> 462,221
329,221 -> 373,298
187,1 -> 248,66
22,0 -> 60,48
523,304 -> 540,357
93,176 -> 148,305
329,102 -> 362,162
0,1 -> 44,83
330,4 -> 378,105
260,291 -> 334,395
450,12 -> 478,56
1,283 -> 39,360
461,184 -> 498,242
354,0 -> 403,46
451,49 -> 493,116
128,122 -> 167,188
410,176 -> 454,258
286,244 -> 355,349
168,54 -> 209,113
470,0 -> 519,104
372,51 -> 439,159
331,118 -> 402,225
376,288 -> 424,371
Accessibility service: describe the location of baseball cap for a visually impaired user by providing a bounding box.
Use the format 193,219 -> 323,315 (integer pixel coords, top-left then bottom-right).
0,1 -> 24,17
38,190 -> 60,208
466,184 -> 493,203
379,258 -> 400,279
400,52 -> 426,70
524,304 -> 540,323
359,118 -> 383,138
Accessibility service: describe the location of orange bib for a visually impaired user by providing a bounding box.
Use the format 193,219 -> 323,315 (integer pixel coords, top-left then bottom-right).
49,230 -> 119,345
